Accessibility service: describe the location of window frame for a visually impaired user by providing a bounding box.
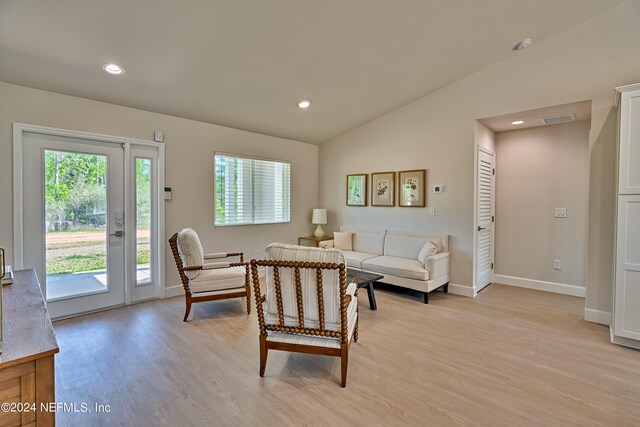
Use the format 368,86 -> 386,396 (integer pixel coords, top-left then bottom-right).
214,152 -> 291,227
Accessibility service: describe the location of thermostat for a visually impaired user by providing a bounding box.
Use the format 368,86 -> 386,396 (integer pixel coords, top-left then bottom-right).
433,185 -> 444,194
164,187 -> 172,200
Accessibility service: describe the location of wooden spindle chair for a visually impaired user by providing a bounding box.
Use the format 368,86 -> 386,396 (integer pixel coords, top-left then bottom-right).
251,243 -> 359,387
169,228 -> 250,321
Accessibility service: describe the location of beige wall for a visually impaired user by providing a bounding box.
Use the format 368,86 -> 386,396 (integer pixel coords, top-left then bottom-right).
0,82 -> 318,292
494,120 -> 590,287
319,1 -> 640,314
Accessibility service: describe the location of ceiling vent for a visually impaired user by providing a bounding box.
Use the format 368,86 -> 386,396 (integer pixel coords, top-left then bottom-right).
541,113 -> 576,125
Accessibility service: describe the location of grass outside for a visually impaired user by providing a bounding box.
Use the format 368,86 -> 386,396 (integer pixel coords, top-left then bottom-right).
46,230 -> 150,275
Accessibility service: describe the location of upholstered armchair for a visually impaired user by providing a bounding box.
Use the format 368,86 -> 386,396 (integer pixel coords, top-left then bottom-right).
169,228 -> 250,321
250,243 -> 359,387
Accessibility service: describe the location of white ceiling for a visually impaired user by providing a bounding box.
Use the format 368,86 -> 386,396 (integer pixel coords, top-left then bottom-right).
479,100 -> 592,133
0,0 -> 627,144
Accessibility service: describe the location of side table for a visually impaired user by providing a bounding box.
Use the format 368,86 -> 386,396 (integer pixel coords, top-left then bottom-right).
298,235 -> 333,248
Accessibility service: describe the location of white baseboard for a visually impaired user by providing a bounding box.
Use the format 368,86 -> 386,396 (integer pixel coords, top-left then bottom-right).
164,284 -> 184,298
611,334 -> 640,350
448,283 -> 476,297
584,308 -> 611,325
493,274 -> 586,297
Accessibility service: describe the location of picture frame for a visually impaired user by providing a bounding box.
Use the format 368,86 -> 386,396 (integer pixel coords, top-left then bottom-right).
346,174 -> 368,206
398,169 -> 426,207
371,172 -> 395,207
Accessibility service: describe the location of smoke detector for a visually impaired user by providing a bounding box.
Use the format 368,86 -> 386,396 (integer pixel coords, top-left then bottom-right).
514,38 -> 532,51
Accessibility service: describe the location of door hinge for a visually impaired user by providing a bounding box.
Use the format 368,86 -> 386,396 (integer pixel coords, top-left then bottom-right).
491,263 -> 494,270
492,168 -> 495,175
492,216 -> 495,222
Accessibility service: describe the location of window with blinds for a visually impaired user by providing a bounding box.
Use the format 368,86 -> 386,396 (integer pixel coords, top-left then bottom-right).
214,153 -> 291,226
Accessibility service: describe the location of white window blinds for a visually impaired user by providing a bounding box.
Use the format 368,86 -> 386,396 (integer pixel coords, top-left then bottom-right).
215,153 -> 291,226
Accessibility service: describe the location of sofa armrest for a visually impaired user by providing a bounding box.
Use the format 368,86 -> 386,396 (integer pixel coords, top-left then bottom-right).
426,252 -> 450,278
319,240 -> 334,249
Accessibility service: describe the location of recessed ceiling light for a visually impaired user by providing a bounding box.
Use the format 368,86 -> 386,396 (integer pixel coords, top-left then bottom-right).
514,38 -> 532,51
298,100 -> 311,109
512,120 -> 525,125
102,63 -> 125,75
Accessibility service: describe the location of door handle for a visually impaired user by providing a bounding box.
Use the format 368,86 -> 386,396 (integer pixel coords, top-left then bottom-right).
478,226 -> 487,231
110,230 -> 124,237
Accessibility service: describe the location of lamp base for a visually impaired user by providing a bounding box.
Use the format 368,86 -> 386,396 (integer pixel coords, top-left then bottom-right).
314,225 -> 325,239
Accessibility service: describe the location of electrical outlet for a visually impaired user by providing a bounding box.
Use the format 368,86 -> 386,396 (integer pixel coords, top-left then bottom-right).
554,208 -> 567,218
427,207 -> 436,217
553,259 -> 562,270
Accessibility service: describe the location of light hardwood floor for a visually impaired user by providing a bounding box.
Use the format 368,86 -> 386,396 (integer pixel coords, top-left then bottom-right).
53,284 -> 640,426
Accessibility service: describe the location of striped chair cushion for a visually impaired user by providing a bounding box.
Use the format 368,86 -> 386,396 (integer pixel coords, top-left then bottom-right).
266,294 -> 358,348
263,243 -> 350,331
177,228 -> 204,279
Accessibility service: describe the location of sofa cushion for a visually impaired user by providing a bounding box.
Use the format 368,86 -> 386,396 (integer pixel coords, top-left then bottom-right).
341,250 -> 379,269
363,256 -> 429,281
418,241 -> 439,265
384,231 -> 442,260
333,231 -> 353,251
341,227 -> 386,255
177,228 -> 204,279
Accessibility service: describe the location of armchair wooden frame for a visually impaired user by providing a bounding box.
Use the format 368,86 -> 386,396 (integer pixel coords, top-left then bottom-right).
250,259 -> 358,387
169,233 -> 251,321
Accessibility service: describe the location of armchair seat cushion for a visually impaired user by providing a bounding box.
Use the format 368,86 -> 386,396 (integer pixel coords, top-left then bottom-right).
362,256 -> 430,281
189,266 -> 248,293
341,250 -> 378,269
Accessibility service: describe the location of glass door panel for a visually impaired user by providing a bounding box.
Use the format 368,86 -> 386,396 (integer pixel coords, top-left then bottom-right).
135,157 -> 152,285
44,150 -> 109,301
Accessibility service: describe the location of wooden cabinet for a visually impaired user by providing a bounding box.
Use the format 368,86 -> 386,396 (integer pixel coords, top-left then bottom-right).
613,84 -> 640,349
0,270 -> 58,426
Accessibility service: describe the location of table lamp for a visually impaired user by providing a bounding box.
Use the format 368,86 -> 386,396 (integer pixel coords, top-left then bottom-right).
312,209 -> 327,238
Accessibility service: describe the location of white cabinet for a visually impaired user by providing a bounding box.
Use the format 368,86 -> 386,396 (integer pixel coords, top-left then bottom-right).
613,195 -> 640,341
618,88 -> 640,194
613,84 -> 640,349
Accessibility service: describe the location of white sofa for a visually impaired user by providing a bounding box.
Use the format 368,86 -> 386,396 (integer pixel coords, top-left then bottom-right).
321,227 -> 450,303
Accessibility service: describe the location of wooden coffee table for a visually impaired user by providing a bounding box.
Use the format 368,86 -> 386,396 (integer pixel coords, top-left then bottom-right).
346,268 -> 383,310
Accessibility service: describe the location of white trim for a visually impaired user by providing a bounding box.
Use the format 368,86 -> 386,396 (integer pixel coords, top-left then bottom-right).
584,308 -> 611,325
611,333 -> 640,350
448,283 -> 476,297
494,274 -> 586,297
158,144 -> 166,297
12,124 -> 25,269
164,284 -> 184,298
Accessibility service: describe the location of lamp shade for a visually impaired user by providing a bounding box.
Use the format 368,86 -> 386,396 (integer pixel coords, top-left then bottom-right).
312,209 -> 327,225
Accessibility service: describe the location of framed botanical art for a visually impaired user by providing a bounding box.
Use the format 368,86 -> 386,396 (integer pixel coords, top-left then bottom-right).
346,174 -> 367,206
399,169 -> 426,207
371,172 -> 395,207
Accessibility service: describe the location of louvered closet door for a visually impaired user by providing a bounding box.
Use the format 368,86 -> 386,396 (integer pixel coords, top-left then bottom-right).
476,147 -> 495,292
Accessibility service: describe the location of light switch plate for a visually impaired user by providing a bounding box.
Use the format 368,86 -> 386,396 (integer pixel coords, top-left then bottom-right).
554,208 -> 567,218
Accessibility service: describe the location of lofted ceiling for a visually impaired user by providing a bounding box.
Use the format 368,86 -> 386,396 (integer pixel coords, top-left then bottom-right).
0,0 -> 627,144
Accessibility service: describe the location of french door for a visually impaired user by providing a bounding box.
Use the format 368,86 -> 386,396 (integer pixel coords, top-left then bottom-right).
15,125 -> 164,319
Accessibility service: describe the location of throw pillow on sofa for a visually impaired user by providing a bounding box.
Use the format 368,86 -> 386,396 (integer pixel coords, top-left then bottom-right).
418,240 -> 438,265
334,232 -> 353,251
